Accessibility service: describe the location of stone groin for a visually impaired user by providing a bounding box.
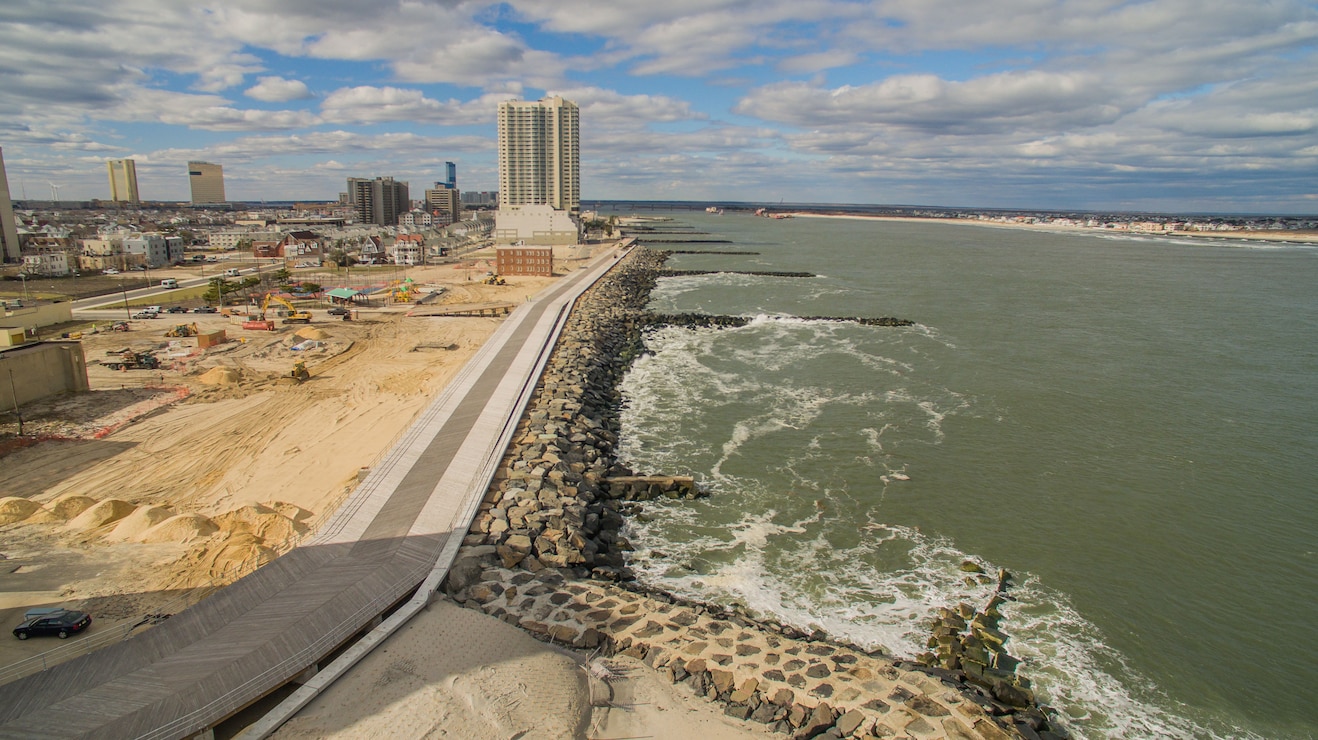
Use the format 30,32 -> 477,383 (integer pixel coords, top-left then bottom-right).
658,268 -> 816,278
665,249 -> 763,255
645,312 -> 915,330
639,238 -> 735,243
448,246 -> 1050,738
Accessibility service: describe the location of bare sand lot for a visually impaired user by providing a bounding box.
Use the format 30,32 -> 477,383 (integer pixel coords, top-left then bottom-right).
0,257 -> 556,671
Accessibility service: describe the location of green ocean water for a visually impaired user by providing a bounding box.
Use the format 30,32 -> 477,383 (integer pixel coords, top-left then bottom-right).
609,212 -> 1318,738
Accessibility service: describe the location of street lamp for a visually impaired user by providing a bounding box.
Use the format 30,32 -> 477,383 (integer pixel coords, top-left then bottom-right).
5,357 -> 24,436
16,273 -> 27,301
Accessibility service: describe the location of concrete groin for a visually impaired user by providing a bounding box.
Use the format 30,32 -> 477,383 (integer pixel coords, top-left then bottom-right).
447,247 -> 1058,739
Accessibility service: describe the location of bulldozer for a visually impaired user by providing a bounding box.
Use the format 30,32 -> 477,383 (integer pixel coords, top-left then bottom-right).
481,274 -> 506,285
165,322 -> 199,338
278,360 -> 311,385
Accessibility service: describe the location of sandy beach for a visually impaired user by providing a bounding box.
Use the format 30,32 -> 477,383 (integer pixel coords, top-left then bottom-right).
789,211 -> 1318,244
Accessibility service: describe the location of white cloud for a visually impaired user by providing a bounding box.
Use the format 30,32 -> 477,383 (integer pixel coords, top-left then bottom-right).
245,76 -> 313,102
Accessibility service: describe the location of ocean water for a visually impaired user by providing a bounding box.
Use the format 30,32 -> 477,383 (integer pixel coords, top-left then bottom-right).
609,212 -> 1318,738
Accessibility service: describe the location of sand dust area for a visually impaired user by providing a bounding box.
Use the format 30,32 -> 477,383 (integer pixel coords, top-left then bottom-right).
0,255 -> 563,673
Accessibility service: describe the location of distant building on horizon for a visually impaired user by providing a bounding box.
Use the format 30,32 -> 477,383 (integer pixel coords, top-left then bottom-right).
106,159 -> 140,204
346,176 -> 409,226
497,96 -> 579,217
0,147 -> 20,263
188,161 -> 226,204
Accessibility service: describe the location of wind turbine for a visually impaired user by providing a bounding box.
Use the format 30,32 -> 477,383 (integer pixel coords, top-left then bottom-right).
48,182 -> 62,202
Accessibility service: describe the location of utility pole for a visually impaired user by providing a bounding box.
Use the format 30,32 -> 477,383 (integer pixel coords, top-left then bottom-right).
121,285 -> 131,320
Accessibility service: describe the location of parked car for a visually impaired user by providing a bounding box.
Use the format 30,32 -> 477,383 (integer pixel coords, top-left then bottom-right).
13,609 -> 91,640
165,306 -> 187,313
327,306 -> 350,316
103,268 -> 120,275
132,311 -> 158,319
192,306 -> 218,314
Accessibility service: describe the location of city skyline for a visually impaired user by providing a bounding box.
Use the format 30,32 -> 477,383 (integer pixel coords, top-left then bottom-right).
0,1 -> 1315,213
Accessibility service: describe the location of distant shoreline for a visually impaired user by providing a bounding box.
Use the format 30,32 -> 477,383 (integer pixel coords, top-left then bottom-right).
787,212 -> 1318,245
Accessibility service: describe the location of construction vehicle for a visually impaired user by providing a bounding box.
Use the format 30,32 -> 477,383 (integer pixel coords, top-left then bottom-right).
165,323 -> 200,338
102,350 -> 161,371
278,360 -> 311,385
261,293 -> 312,324
481,274 -> 506,285
243,294 -> 311,331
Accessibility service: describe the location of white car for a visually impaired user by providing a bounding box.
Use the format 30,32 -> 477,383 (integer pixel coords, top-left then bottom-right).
103,268 -> 120,275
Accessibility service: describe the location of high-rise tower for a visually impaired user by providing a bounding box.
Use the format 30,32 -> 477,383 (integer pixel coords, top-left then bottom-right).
0,147 -> 20,263
107,159 -> 140,204
346,177 -> 410,226
497,97 -> 579,217
188,161 -> 226,204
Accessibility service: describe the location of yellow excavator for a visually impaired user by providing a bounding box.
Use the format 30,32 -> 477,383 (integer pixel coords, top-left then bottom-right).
165,322 -> 199,337
261,293 -> 312,324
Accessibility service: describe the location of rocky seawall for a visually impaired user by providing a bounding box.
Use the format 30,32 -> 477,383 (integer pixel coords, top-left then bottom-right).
447,247 -> 1065,739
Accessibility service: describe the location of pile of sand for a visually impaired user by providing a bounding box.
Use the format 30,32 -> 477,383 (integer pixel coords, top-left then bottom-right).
266,501 -> 313,523
294,327 -> 329,341
105,505 -> 175,542
0,497 -> 41,525
206,532 -> 277,576
26,494 -> 97,524
137,513 -> 219,544
65,499 -> 136,532
211,503 -> 307,545
198,367 -> 241,386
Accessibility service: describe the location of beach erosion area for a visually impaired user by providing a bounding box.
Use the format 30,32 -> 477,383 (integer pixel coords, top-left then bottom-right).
0,242 -> 1053,739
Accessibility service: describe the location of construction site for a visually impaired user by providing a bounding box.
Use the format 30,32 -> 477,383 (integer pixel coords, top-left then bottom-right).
0,257 -> 562,672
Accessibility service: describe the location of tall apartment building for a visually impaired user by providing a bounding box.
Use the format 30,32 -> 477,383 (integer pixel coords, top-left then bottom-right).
188,161 -> 226,204
107,159 -> 140,204
497,96 -> 579,217
0,147 -> 20,263
346,177 -> 410,226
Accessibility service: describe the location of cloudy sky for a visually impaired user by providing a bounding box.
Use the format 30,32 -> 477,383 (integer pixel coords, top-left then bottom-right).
1,0 -> 1315,213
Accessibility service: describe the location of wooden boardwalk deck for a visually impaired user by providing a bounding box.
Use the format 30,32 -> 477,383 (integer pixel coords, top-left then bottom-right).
0,252 -> 625,739
407,301 -> 518,317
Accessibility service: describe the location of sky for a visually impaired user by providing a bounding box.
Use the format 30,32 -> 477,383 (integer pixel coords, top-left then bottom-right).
1,0 -> 1316,214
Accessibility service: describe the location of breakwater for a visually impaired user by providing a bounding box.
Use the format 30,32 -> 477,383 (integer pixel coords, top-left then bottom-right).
666,250 -> 762,255
448,247 -> 1059,738
637,238 -> 735,243
658,268 -> 817,278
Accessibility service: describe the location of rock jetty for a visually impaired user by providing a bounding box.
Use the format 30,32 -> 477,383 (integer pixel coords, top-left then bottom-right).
448,247 -> 1055,738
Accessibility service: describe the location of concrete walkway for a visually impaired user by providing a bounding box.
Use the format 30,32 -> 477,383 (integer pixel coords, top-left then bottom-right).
0,248 -> 623,739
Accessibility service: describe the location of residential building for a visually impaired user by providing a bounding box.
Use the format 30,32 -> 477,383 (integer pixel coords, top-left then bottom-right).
123,233 -> 169,267
347,176 -> 410,226
79,237 -> 124,271
391,233 -> 426,265
188,161 -> 226,204
497,96 -> 579,216
107,159 -> 140,204
496,246 -> 553,277
399,209 -> 433,228
22,251 -> 71,277
0,147 -> 20,263
424,185 -> 460,226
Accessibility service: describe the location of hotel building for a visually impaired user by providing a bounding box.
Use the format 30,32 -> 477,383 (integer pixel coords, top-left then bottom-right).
188,161 -> 226,204
107,159 -> 140,204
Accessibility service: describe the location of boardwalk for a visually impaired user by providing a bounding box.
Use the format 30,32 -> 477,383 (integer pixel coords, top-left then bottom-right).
0,251 -> 624,739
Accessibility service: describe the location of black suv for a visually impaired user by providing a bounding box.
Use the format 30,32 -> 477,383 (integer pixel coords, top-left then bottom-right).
13,609 -> 92,639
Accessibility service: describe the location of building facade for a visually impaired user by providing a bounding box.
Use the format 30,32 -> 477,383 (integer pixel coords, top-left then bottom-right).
0,147 -> 20,263
424,186 -> 460,226
497,97 -> 579,216
496,246 -> 554,277
347,177 -> 410,226
188,161 -> 226,204
107,159 -> 140,204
